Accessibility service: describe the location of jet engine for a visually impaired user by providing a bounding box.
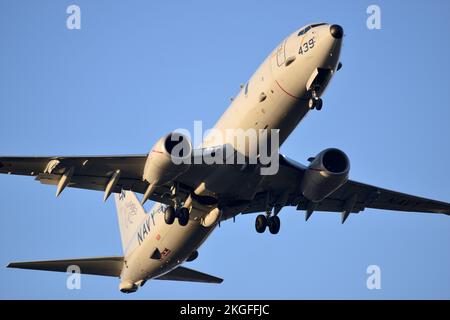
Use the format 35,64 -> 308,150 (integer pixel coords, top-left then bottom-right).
300,148 -> 350,202
143,132 -> 192,186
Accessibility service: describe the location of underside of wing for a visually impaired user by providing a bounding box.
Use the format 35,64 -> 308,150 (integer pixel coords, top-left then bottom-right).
7,256 -> 124,277
0,155 -> 146,177
313,180 -> 450,215
2,152 -> 449,220
0,149 -> 235,205
283,179 -> 450,219
242,154 -> 450,221
0,155 -> 173,204
155,266 -> 223,284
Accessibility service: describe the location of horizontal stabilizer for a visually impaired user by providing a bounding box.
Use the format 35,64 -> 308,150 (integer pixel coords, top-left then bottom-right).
156,266 -> 223,284
7,256 -> 124,277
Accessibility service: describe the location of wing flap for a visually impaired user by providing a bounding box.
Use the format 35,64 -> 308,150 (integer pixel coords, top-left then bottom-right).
156,266 -> 223,284
7,256 -> 124,277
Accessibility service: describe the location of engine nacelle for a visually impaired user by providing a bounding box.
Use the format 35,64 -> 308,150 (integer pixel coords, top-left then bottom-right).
300,148 -> 350,202
201,208 -> 222,227
143,132 -> 192,186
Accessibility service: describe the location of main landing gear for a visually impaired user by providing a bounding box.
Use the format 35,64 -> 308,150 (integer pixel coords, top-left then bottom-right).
308,88 -> 323,111
255,213 -> 281,235
165,206 -> 190,226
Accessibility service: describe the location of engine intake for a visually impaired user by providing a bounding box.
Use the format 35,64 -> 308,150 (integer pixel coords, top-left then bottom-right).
143,132 -> 192,186
300,148 -> 350,202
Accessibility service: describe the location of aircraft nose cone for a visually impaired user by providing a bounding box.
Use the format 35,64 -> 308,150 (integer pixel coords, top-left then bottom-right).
330,24 -> 343,39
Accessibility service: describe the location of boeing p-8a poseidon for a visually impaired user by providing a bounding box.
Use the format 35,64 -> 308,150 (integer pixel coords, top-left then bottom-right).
1,24 -> 449,293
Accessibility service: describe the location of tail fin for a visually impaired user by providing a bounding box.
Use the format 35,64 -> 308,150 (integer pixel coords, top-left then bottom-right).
114,190 -> 147,255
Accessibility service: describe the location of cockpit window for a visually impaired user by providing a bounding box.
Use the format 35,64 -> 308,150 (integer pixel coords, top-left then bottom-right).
298,25 -> 311,36
244,82 -> 249,95
298,23 -> 326,36
311,23 -> 326,28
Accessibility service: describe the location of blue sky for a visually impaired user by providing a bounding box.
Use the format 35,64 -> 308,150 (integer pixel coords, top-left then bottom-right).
0,0 -> 449,299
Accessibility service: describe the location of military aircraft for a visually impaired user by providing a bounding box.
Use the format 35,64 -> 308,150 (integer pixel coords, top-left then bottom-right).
1,23 -> 449,293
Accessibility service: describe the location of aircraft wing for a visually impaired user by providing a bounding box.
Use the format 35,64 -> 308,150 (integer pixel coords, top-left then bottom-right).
7,256 -> 124,277
297,179 -> 450,215
242,155 -> 450,220
0,148 -> 232,203
1,153 -> 449,219
0,155 -> 174,203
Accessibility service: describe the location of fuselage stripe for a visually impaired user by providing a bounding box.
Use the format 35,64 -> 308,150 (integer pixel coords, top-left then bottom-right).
275,79 -> 301,100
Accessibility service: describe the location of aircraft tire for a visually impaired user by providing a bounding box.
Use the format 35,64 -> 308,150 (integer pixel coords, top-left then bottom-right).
268,216 -> 281,234
255,214 -> 267,233
316,98 -> 323,111
308,98 -> 316,110
177,207 -> 190,226
164,206 -> 176,225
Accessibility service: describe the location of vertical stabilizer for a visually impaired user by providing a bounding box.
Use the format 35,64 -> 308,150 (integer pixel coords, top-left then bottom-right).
114,190 -> 147,255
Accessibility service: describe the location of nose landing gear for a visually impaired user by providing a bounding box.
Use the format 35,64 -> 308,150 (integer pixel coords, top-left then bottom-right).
308,97 -> 323,110
308,89 -> 323,111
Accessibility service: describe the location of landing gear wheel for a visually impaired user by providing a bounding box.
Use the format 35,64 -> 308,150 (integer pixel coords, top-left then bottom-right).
268,216 -> 281,234
177,207 -> 190,226
255,214 -> 267,233
308,98 -> 316,110
315,98 -> 323,111
308,97 -> 323,110
164,206 -> 176,225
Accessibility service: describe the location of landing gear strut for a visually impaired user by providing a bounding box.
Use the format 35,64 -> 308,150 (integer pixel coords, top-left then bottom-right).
255,212 -> 281,235
164,206 -> 190,226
